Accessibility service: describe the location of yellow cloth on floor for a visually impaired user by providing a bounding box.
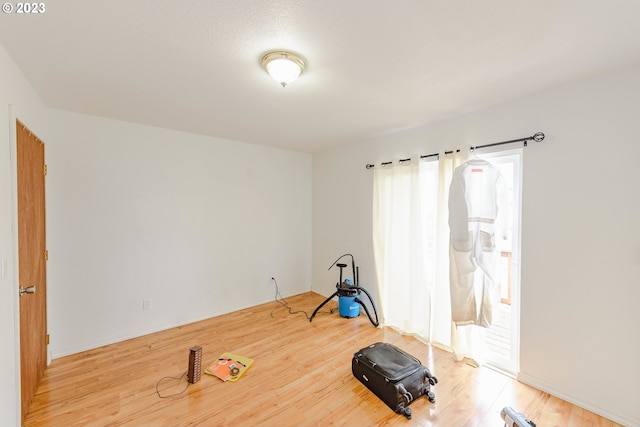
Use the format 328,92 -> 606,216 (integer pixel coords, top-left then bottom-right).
204,352 -> 254,382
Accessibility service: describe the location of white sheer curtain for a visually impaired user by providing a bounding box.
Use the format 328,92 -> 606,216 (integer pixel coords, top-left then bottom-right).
432,148 -> 470,350
440,148 -> 489,365
372,147 -> 488,364
372,156 -> 430,339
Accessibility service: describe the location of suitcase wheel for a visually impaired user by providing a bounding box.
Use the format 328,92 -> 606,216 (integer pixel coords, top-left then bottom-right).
402,407 -> 412,419
427,390 -> 436,403
429,376 -> 438,386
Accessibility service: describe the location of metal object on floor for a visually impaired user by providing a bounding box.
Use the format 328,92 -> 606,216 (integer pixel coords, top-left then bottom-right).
501,407 -> 536,427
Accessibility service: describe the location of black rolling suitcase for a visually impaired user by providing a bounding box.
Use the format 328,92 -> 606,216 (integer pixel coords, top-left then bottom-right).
352,342 -> 437,419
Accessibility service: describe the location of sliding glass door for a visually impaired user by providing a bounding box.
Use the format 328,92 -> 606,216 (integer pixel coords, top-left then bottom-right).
481,149 -> 522,375
373,147 -> 522,375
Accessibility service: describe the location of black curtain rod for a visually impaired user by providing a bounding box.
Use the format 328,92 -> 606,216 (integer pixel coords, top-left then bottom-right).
365,132 -> 545,169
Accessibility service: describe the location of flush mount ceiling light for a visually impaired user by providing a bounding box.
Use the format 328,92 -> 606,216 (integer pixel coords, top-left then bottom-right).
261,51 -> 306,87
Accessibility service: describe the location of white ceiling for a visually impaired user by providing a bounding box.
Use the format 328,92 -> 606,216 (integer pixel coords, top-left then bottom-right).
1,1 -> 640,153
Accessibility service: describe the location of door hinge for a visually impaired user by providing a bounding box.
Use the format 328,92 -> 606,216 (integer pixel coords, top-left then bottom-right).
45,250 -> 49,261
46,334 -> 50,345
44,164 -> 48,176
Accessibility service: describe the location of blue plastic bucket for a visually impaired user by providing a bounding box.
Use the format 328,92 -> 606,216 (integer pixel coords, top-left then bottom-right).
338,296 -> 360,318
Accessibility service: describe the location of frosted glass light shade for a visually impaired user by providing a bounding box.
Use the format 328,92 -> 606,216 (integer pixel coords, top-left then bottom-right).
262,51 -> 306,87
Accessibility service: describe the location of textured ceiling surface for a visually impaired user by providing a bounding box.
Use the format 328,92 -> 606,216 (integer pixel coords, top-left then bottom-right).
1,1 -> 640,153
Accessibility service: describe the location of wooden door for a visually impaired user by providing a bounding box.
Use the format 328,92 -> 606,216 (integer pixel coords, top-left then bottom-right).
17,120 -> 48,421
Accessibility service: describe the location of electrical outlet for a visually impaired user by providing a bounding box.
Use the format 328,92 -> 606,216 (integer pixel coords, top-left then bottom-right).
143,299 -> 152,310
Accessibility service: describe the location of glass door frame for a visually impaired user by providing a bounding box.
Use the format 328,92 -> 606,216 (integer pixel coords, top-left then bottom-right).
478,148 -> 522,376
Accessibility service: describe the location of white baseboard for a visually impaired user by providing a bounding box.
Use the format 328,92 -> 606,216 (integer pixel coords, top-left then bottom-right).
50,311 -> 219,359
518,372 -> 640,427
50,295 -> 286,359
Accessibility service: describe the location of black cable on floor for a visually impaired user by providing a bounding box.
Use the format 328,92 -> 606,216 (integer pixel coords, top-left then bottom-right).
270,277 -> 336,319
156,371 -> 189,398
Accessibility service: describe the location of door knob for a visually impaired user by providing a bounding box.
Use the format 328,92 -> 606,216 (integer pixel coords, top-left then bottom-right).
19,285 -> 36,296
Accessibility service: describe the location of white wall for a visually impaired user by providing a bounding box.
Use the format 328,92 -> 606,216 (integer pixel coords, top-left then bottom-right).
46,110 -> 312,357
2,39 -> 311,424
0,44 -> 50,427
312,65 -> 640,426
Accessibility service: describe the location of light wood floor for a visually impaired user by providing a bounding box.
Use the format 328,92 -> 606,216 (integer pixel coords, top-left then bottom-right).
24,292 -> 620,427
